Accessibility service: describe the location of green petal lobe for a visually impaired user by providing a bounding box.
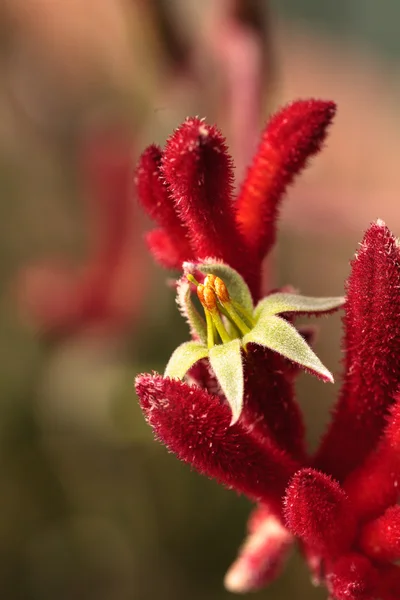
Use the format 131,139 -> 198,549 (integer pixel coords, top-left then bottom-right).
164,341 -> 208,380
254,293 -> 345,319
209,339 -> 244,424
176,278 -> 207,344
243,315 -> 333,383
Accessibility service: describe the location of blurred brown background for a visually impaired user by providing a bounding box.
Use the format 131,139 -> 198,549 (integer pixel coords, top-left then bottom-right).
0,1 -> 399,599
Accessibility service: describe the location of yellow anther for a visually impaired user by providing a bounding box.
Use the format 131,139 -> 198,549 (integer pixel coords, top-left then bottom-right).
197,284 -> 206,306
190,270 -> 252,345
204,274 -> 217,288
214,276 -> 230,304
203,274 -> 230,304
197,284 -> 218,312
203,287 -> 218,312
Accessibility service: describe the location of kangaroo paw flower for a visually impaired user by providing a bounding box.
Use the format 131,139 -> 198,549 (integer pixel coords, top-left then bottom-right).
315,220 -> 400,481
133,101 -> 400,600
136,100 -> 337,300
165,261 -> 341,422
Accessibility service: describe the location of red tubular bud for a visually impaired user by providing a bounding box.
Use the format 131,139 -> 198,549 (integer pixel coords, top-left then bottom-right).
328,554 -> 379,600
161,118 -> 259,297
136,144 -> 194,268
284,468 -> 356,557
136,374 -> 300,510
236,99 -> 336,259
315,222 -> 400,482
360,506 -> 400,562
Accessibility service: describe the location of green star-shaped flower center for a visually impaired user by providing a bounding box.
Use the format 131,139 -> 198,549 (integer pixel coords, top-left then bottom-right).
165,261 -> 344,423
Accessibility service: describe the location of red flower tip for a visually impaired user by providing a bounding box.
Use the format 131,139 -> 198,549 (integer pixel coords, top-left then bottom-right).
344,396 -> 400,522
135,144 -> 164,217
161,118 -> 256,285
235,99 -> 336,259
284,468 -> 356,557
224,506 -> 293,593
135,373 -> 299,509
327,554 -> 379,600
315,220 -> 400,481
144,228 -> 187,270
359,505 -> 400,562
136,144 -> 194,269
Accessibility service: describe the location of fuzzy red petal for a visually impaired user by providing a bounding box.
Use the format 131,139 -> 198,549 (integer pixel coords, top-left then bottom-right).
224,506 -> 293,593
241,345 -> 306,462
315,222 -> 400,481
284,468 -> 356,557
145,228 -> 189,270
161,118 -> 260,296
188,346 -> 306,463
136,144 -> 194,267
344,396 -> 400,522
135,373 -> 299,511
359,506 -> 400,562
327,553 -> 379,600
235,99 -> 336,259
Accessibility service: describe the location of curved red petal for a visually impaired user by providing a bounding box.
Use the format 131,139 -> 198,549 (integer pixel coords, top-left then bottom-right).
359,505 -> 400,562
135,373 -> 299,510
145,228 -> 190,270
315,222 -> 400,481
235,99 -> 336,259
161,118 -> 260,296
136,144 -> 194,266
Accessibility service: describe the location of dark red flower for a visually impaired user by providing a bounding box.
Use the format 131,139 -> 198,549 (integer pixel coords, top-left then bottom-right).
281,222 -> 400,600
17,126 -> 145,337
235,99 -> 336,260
136,99 -> 335,300
314,221 -> 400,481
135,104 -> 400,599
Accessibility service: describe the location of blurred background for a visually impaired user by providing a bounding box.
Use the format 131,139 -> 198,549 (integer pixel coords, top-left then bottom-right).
1,1 -> 400,598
